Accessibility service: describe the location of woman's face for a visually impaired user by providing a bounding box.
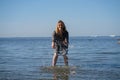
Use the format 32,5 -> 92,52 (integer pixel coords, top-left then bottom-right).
58,23 -> 63,31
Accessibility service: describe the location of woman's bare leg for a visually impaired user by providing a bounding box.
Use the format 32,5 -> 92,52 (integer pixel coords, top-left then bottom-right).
52,53 -> 58,66
63,55 -> 68,66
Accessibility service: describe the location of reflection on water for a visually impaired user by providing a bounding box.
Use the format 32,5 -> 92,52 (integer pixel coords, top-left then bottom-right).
53,73 -> 69,80
40,66 -> 75,80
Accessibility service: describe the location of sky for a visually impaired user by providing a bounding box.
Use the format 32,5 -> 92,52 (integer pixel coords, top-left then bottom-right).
0,0 -> 120,37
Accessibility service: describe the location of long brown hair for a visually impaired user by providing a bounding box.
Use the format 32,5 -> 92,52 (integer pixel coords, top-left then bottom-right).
55,20 -> 67,36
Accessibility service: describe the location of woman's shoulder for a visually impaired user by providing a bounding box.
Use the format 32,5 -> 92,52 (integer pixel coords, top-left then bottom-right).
53,30 -> 56,35
65,30 -> 68,34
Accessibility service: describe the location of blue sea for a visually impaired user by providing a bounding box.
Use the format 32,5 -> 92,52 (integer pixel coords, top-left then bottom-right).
0,36 -> 120,80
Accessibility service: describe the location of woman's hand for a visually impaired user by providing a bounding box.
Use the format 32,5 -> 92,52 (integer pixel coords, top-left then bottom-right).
63,41 -> 68,47
52,42 -> 55,49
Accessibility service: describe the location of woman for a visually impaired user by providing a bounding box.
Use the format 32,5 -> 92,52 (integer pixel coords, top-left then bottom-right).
52,20 -> 69,66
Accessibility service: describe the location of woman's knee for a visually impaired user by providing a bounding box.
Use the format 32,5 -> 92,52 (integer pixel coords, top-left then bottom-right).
63,55 -> 68,59
54,53 -> 58,57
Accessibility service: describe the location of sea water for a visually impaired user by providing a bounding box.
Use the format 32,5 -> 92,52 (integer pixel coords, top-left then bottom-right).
0,36 -> 120,80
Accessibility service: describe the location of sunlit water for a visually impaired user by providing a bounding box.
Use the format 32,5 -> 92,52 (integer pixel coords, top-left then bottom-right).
0,36 -> 120,80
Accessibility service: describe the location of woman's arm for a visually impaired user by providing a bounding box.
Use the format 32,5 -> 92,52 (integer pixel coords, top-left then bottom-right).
51,41 -> 55,49
63,31 -> 69,48
52,31 -> 56,49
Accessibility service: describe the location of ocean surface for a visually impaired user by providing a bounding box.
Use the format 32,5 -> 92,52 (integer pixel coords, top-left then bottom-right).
0,36 -> 120,80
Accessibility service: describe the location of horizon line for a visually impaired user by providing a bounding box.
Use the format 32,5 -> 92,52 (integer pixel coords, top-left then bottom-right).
0,35 -> 120,38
